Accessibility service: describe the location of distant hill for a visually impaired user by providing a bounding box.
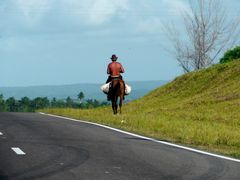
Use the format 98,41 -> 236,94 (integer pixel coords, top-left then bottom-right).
0,80 -> 168,101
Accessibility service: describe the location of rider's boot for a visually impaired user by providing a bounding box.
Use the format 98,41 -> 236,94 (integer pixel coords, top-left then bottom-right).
107,93 -> 111,101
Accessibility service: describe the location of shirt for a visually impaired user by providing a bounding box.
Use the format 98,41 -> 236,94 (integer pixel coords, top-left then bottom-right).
107,61 -> 125,77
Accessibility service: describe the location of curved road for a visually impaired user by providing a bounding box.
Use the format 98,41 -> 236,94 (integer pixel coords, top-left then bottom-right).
0,112 -> 239,180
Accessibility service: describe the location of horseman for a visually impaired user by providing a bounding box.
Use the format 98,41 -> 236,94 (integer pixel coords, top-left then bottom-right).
106,54 -> 125,100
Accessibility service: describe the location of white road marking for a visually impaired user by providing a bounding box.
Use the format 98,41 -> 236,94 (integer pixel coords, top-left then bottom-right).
0,132 -> 3,135
11,147 -> 26,155
40,112 -> 240,163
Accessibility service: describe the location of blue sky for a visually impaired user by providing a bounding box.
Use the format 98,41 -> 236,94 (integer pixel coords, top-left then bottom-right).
0,0 -> 239,87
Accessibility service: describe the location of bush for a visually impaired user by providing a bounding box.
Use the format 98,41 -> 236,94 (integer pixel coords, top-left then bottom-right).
220,46 -> 240,63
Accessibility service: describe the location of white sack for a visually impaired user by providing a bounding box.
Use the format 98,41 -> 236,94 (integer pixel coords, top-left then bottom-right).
100,82 -> 110,94
100,83 -> 132,95
125,84 -> 131,95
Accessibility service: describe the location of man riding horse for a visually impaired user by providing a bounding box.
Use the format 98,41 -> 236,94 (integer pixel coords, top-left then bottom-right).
106,54 -> 125,101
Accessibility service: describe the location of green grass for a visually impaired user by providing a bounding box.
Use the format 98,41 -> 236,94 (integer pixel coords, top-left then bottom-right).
40,59 -> 240,158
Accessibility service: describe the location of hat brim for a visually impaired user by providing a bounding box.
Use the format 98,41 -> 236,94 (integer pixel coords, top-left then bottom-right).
111,57 -> 118,60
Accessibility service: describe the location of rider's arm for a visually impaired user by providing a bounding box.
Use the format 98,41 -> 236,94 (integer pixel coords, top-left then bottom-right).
120,64 -> 125,73
107,64 -> 111,74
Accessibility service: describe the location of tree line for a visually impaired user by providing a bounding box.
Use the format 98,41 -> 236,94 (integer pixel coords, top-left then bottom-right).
0,92 -> 109,112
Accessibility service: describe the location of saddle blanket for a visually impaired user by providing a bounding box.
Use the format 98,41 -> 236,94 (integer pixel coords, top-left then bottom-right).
101,83 -> 132,95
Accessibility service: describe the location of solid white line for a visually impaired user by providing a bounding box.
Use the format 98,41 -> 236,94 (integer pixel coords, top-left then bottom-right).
0,132 -> 3,135
39,112 -> 240,163
11,147 -> 26,155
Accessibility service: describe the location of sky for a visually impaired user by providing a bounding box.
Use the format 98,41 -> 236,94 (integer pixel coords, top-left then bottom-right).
0,0 -> 240,87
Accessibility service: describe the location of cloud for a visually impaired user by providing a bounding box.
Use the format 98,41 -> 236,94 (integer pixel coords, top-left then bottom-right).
12,0 -> 130,26
3,0 -> 190,36
162,0 -> 191,15
89,0 -> 129,25
15,0 -> 53,25
129,0 -> 191,34
59,0 -> 129,25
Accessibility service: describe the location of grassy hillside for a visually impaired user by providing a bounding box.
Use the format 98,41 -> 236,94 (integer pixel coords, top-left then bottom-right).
40,60 -> 240,158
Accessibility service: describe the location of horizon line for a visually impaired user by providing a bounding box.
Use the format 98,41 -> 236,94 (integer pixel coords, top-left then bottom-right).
0,79 -> 170,88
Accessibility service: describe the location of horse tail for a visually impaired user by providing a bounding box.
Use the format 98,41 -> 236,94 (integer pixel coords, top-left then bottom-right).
111,80 -> 118,95
111,79 -> 125,114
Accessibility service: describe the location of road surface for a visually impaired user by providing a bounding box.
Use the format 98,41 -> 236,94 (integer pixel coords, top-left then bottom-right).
0,112 -> 239,180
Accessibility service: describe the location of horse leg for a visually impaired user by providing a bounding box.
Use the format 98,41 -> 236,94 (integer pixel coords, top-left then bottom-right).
115,104 -> 118,114
115,96 -> 118,114
119,81 -> 125,114
112,98 -> 118,115
112,102 -> 115,114
119,95 -> 123,114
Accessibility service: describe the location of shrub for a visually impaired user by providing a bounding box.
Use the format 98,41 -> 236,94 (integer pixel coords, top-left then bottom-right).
220,46 -> 240,63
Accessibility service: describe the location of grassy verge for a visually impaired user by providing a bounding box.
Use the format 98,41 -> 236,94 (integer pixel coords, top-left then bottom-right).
39,60 -> 240,158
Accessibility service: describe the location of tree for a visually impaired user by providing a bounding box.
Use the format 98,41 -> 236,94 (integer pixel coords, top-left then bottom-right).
51,97 -> 57,107
19,96 -> 31,112
55,99 -> 66,108
78,92 -> 85,103
165,0 -> 240,72
0,94 -> 6,112
66,96 -> 74,107
220,46 -> 240,63
32,97 -> 50,110
6,97 -> 18,112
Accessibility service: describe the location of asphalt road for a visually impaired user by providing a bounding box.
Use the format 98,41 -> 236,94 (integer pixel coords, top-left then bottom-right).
0,112 -> 240,180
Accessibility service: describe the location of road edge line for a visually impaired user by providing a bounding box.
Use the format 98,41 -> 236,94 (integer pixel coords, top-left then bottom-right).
39,112 -> 240,163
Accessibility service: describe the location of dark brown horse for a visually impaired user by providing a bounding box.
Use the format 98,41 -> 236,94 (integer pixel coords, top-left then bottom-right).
109,79 -> 125,114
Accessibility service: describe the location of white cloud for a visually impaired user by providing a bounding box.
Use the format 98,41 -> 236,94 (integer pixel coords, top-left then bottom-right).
123,0 -> 191,34
10,0 -> 130,27
162,0 -> 191,15
15,0 -> 53,24
88,0 -> 128,25
59,0 -> 129,25
7,0 -> 190,35
12,0 -> 189,27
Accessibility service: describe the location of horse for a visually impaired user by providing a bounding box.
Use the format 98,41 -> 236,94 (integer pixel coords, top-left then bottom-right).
109,79 -> 125,114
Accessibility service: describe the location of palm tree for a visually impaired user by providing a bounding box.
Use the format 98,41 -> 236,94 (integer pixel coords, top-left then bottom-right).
78,92 -> 85,104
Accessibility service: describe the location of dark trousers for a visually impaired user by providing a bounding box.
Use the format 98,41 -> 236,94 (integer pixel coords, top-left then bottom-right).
106,75 -> 123,83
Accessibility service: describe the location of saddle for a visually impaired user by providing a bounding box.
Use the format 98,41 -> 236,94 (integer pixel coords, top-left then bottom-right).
111,77 -> 123,81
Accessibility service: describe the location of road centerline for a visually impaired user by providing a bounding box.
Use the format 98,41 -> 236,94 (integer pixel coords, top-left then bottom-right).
11,147 -> 26,155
